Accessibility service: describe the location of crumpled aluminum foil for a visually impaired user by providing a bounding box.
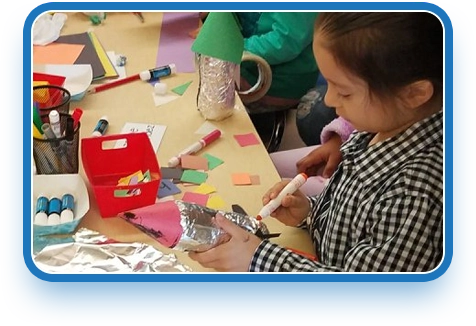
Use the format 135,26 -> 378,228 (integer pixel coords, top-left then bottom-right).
33,228 -> 192,273
175,200 -> 268,252
196,54 -> 238,121
119,200 -> 269,253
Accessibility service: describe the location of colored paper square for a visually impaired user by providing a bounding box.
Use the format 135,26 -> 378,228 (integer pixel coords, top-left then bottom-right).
232,173 -> 252,185
181,155 -> 209,171
158,179 -> 182,198
193,183 -> 216,195
161,167 -> 184,181
234,133 -> 261,147
250,175 -> 261,185
182,192 -> 209,206
207,195 -> 227,209
181,170 -> 208,184
33,43 -> 85,65
203,153 -> 224,170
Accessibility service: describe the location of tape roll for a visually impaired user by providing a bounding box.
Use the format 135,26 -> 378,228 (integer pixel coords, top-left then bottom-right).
238,51 -> 272,105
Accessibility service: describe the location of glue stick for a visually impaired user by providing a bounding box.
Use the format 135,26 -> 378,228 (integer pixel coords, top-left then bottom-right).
139,64 -> 176,81
60,194 -> 75,223
47,197 -> 62,225
91,116 -> 109,137
34,195 -> 49,225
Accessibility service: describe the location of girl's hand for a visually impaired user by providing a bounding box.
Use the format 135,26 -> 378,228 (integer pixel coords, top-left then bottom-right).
296,133 -> 342,178
188,213 -> 262,272
261,179 -> 310,226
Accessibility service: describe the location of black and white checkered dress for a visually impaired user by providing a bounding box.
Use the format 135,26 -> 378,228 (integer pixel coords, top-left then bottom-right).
250,111 -> 443,272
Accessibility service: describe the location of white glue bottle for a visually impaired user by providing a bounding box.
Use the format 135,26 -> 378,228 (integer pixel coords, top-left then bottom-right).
47,197 -> 62,225
60,194 -> 75,223
48,110 -> 62,138
34,195 -> 49,225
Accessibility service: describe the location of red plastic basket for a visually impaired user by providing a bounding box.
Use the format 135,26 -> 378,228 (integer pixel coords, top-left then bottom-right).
81,132 -> 161,217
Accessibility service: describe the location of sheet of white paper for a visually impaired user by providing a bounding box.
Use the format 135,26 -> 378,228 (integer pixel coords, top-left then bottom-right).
195,121 -> 223,135
106,51 -> 127,79
152,92 -> 180,106
115,122 -> 167,153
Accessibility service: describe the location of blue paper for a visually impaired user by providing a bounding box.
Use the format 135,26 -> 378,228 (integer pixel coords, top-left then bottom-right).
158,179 -> 181,198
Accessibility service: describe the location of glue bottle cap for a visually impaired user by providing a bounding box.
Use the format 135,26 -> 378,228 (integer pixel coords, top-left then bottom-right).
169,63 -> 177,75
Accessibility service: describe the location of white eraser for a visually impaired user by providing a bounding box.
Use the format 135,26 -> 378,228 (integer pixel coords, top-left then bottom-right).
154,82 -> 167,95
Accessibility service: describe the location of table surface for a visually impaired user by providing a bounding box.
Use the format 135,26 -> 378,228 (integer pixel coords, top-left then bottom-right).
47,12 -> 314,272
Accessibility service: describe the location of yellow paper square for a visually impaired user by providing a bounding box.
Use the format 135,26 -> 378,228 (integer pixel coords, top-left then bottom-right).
193,183 -> 216,195
207,195 -> 227,210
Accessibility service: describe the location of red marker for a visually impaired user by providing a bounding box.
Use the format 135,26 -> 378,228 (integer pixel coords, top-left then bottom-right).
71,108 -> 83,129
168,129 -> 221,167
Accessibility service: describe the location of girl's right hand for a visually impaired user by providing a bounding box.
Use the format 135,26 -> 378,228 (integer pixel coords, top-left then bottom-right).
261,179 -> 310,226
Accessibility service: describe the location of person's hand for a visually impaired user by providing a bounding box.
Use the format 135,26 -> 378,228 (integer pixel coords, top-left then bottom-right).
188,213 -> 262,272
296,133 -> 343,178
261,179 -> 310,226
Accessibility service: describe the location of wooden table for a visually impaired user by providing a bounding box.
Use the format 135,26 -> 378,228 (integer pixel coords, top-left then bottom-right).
49,12 -> 314,272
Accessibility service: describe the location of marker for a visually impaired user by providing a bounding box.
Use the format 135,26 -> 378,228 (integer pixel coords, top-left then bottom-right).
139,64 -> 176,82
167,129 -> 221,167
256,173 -> 308,220
91,116 -> 109,137
71,108 -> 83,129
33,123 -> 44,139
41,123 -> 57,139
32,104 -> 44,134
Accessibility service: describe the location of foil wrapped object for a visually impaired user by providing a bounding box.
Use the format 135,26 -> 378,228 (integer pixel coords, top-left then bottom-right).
33,228 -> 192,273
196,54 -> 238,121
119,200 -> 269,252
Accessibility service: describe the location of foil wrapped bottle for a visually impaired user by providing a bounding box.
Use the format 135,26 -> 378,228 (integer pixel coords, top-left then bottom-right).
195,54 -> 238,121
191,12 -> 245,121
118,200 -> 269,252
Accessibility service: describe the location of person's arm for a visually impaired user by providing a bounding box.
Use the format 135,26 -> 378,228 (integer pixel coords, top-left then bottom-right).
320,116 -> 355,144
250,193 -> 442,272
244,13 -> 317,65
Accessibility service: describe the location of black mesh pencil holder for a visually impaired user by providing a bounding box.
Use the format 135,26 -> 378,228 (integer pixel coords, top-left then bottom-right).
33,85 -> 71,115
33,113 -> 81,174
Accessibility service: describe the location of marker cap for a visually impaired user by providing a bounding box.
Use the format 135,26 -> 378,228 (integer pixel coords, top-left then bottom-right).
202,129 -> 221,145
168,63 -> 177,75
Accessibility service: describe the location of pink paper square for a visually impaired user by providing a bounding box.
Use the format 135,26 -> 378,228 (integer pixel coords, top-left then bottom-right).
234,133 -> 261,147
182,192 -> 209,206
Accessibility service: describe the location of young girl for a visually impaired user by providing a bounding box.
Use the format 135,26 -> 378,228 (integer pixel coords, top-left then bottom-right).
189,12 -> 444,272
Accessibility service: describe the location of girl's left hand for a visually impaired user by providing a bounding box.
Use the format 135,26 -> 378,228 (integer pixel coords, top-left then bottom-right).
188,213 -> 262,272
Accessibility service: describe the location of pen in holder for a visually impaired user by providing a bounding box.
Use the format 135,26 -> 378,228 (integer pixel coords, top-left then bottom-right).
33,113 -> 80,174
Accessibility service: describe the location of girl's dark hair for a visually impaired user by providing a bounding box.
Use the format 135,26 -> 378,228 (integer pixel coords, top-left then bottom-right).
315,12 -> 443,100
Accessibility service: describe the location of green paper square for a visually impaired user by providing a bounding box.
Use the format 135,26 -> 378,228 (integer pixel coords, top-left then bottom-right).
204,153 -> 224,170
180,170 -> 208,184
